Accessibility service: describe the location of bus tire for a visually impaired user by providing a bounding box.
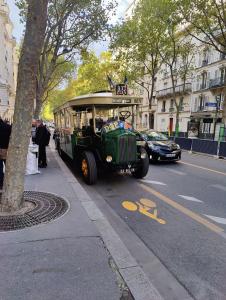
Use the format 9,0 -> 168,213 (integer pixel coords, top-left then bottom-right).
81,151 -> 97,185
132,148 -> 149,179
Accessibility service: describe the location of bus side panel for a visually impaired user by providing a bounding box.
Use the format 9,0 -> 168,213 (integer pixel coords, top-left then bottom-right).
60,130 -> 67,153
65,132 -> 73,159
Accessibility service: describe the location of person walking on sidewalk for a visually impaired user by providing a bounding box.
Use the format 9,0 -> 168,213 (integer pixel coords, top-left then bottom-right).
35,120 -> 50,168
0,117 -> 11,189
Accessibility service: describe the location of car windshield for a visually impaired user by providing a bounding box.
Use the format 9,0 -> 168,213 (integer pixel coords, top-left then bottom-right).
143,131 -> 168,141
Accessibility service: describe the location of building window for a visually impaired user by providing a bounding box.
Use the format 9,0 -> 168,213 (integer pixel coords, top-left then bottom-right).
202,48 -> 209,66
179,97 -> 184,111
144,114 -> 148,127
220,68 -> 226,84
149,113 -> 154,129
203,122 -> 211,133
199,95 -> 204,111
161,100 -> 166,112
201,72 -> 207,89
170,99 -> 174,108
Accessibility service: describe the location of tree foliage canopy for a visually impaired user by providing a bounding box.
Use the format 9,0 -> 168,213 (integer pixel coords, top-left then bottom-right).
16,0 -> 116,117
42,51 -> 124,120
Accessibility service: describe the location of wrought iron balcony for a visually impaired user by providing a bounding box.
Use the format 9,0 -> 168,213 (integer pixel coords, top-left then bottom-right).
156,83 -> 192,99
192,105 -> 217,113
169,107 -> 174,112
209,77 -> 226,89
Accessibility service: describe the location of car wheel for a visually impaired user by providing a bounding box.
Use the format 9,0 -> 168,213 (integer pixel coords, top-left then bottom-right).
81,151 -> 97,185
132,148 -> 149,179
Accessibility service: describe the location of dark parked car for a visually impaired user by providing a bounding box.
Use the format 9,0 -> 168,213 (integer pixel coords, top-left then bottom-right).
140,130 -> 181,162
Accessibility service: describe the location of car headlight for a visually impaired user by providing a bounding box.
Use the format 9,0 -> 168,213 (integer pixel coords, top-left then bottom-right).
106,155 -> 113,162
141,152 -> 147,159
148,141 -> 159,150
176,144 -> 180,149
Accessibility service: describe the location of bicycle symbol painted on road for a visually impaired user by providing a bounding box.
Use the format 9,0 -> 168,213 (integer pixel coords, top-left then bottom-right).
122,198 -> 166,225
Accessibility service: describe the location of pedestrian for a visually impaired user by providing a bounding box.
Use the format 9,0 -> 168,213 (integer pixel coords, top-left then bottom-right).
35,120 -> 50,168
31,119 -> 37,143
0,117 -> 11,189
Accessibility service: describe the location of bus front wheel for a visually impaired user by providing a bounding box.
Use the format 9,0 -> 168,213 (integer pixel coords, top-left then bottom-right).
81,151 -> 97,185
132,148 -> 149,179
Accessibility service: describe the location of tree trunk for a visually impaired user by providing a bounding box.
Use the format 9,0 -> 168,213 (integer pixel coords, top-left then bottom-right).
223,96 -> 226,125
1,0 -> 48,213
34,88 -> 44,119
149,74 -> 155,110
175,108 -> 180,138
170,66 -> 179,137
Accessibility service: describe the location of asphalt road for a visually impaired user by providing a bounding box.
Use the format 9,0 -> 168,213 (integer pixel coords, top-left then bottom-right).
73,152 -> 226,300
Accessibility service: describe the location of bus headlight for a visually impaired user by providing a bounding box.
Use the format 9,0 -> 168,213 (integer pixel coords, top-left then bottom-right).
106,155 -> 113,162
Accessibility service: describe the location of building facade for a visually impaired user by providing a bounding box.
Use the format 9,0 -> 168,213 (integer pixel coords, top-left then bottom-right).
155,41 -> 225,140
0,0 -> 17,122
190,42 -> 225,139
124,1 -> 225,139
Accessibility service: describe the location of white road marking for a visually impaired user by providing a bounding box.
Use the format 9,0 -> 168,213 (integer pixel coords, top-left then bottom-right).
204,215 -> 226,225
168,169 -> 186,176
211,184 -> 226,192
141,179 -> 167,186
178,195 -> 203,203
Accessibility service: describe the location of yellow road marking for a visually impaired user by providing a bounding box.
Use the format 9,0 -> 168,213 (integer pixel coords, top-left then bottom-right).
139,183 -> 224,234
179,161 -> 226,176
122,199 -> 166,224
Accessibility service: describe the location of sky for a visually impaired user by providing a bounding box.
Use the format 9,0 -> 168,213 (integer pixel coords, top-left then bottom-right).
7,0 -> 134,53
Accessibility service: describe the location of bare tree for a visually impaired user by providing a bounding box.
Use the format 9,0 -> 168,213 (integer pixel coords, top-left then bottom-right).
1,0 -> 48,212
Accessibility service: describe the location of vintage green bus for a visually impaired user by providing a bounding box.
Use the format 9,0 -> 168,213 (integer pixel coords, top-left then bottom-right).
54,92 -> 149,184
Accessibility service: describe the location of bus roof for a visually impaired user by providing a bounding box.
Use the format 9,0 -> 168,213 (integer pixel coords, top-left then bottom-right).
53,92 -> 143,113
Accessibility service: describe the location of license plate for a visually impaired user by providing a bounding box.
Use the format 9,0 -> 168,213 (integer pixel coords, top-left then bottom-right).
120,168 -> 135,174
166,154 -> 176,157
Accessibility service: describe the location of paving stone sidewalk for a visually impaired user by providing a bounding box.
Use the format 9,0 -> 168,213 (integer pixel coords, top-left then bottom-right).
0,148 -> 122,300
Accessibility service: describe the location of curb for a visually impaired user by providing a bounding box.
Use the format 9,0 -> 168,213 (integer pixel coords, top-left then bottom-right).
50,144 -> 163,300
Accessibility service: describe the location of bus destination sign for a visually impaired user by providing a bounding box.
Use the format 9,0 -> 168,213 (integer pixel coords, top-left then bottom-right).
116,84 -> 128,96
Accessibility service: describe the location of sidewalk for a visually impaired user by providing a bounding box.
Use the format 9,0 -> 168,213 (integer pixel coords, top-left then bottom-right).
0,147 -> 122,300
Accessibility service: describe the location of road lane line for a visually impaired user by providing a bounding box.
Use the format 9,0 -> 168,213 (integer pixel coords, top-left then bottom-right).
178,195 -> 203,203
178,161 -> 226,176
140,179 -> 167,186
204,215 -> 226,225
168,169 -> 186,176
139,183 -> 224,234
211,184 -> 226,192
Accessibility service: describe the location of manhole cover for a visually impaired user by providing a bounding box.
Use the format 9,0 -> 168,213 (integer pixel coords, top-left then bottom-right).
0,191 -> 69,231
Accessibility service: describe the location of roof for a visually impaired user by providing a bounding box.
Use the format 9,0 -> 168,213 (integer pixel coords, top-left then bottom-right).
53,93 -> 143,113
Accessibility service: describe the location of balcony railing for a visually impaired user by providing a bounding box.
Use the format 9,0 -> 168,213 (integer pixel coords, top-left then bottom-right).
194,82 -> 209,92
209,77 -> 226,89
156,83 -> 192,99
169,107 -> 174,112
192,105 -> 217,113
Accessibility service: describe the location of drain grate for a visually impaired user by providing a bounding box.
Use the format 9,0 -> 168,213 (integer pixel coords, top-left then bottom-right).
0,191 -> 69,231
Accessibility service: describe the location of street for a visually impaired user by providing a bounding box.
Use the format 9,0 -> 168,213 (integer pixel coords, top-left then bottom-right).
74,152 -> 226,300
